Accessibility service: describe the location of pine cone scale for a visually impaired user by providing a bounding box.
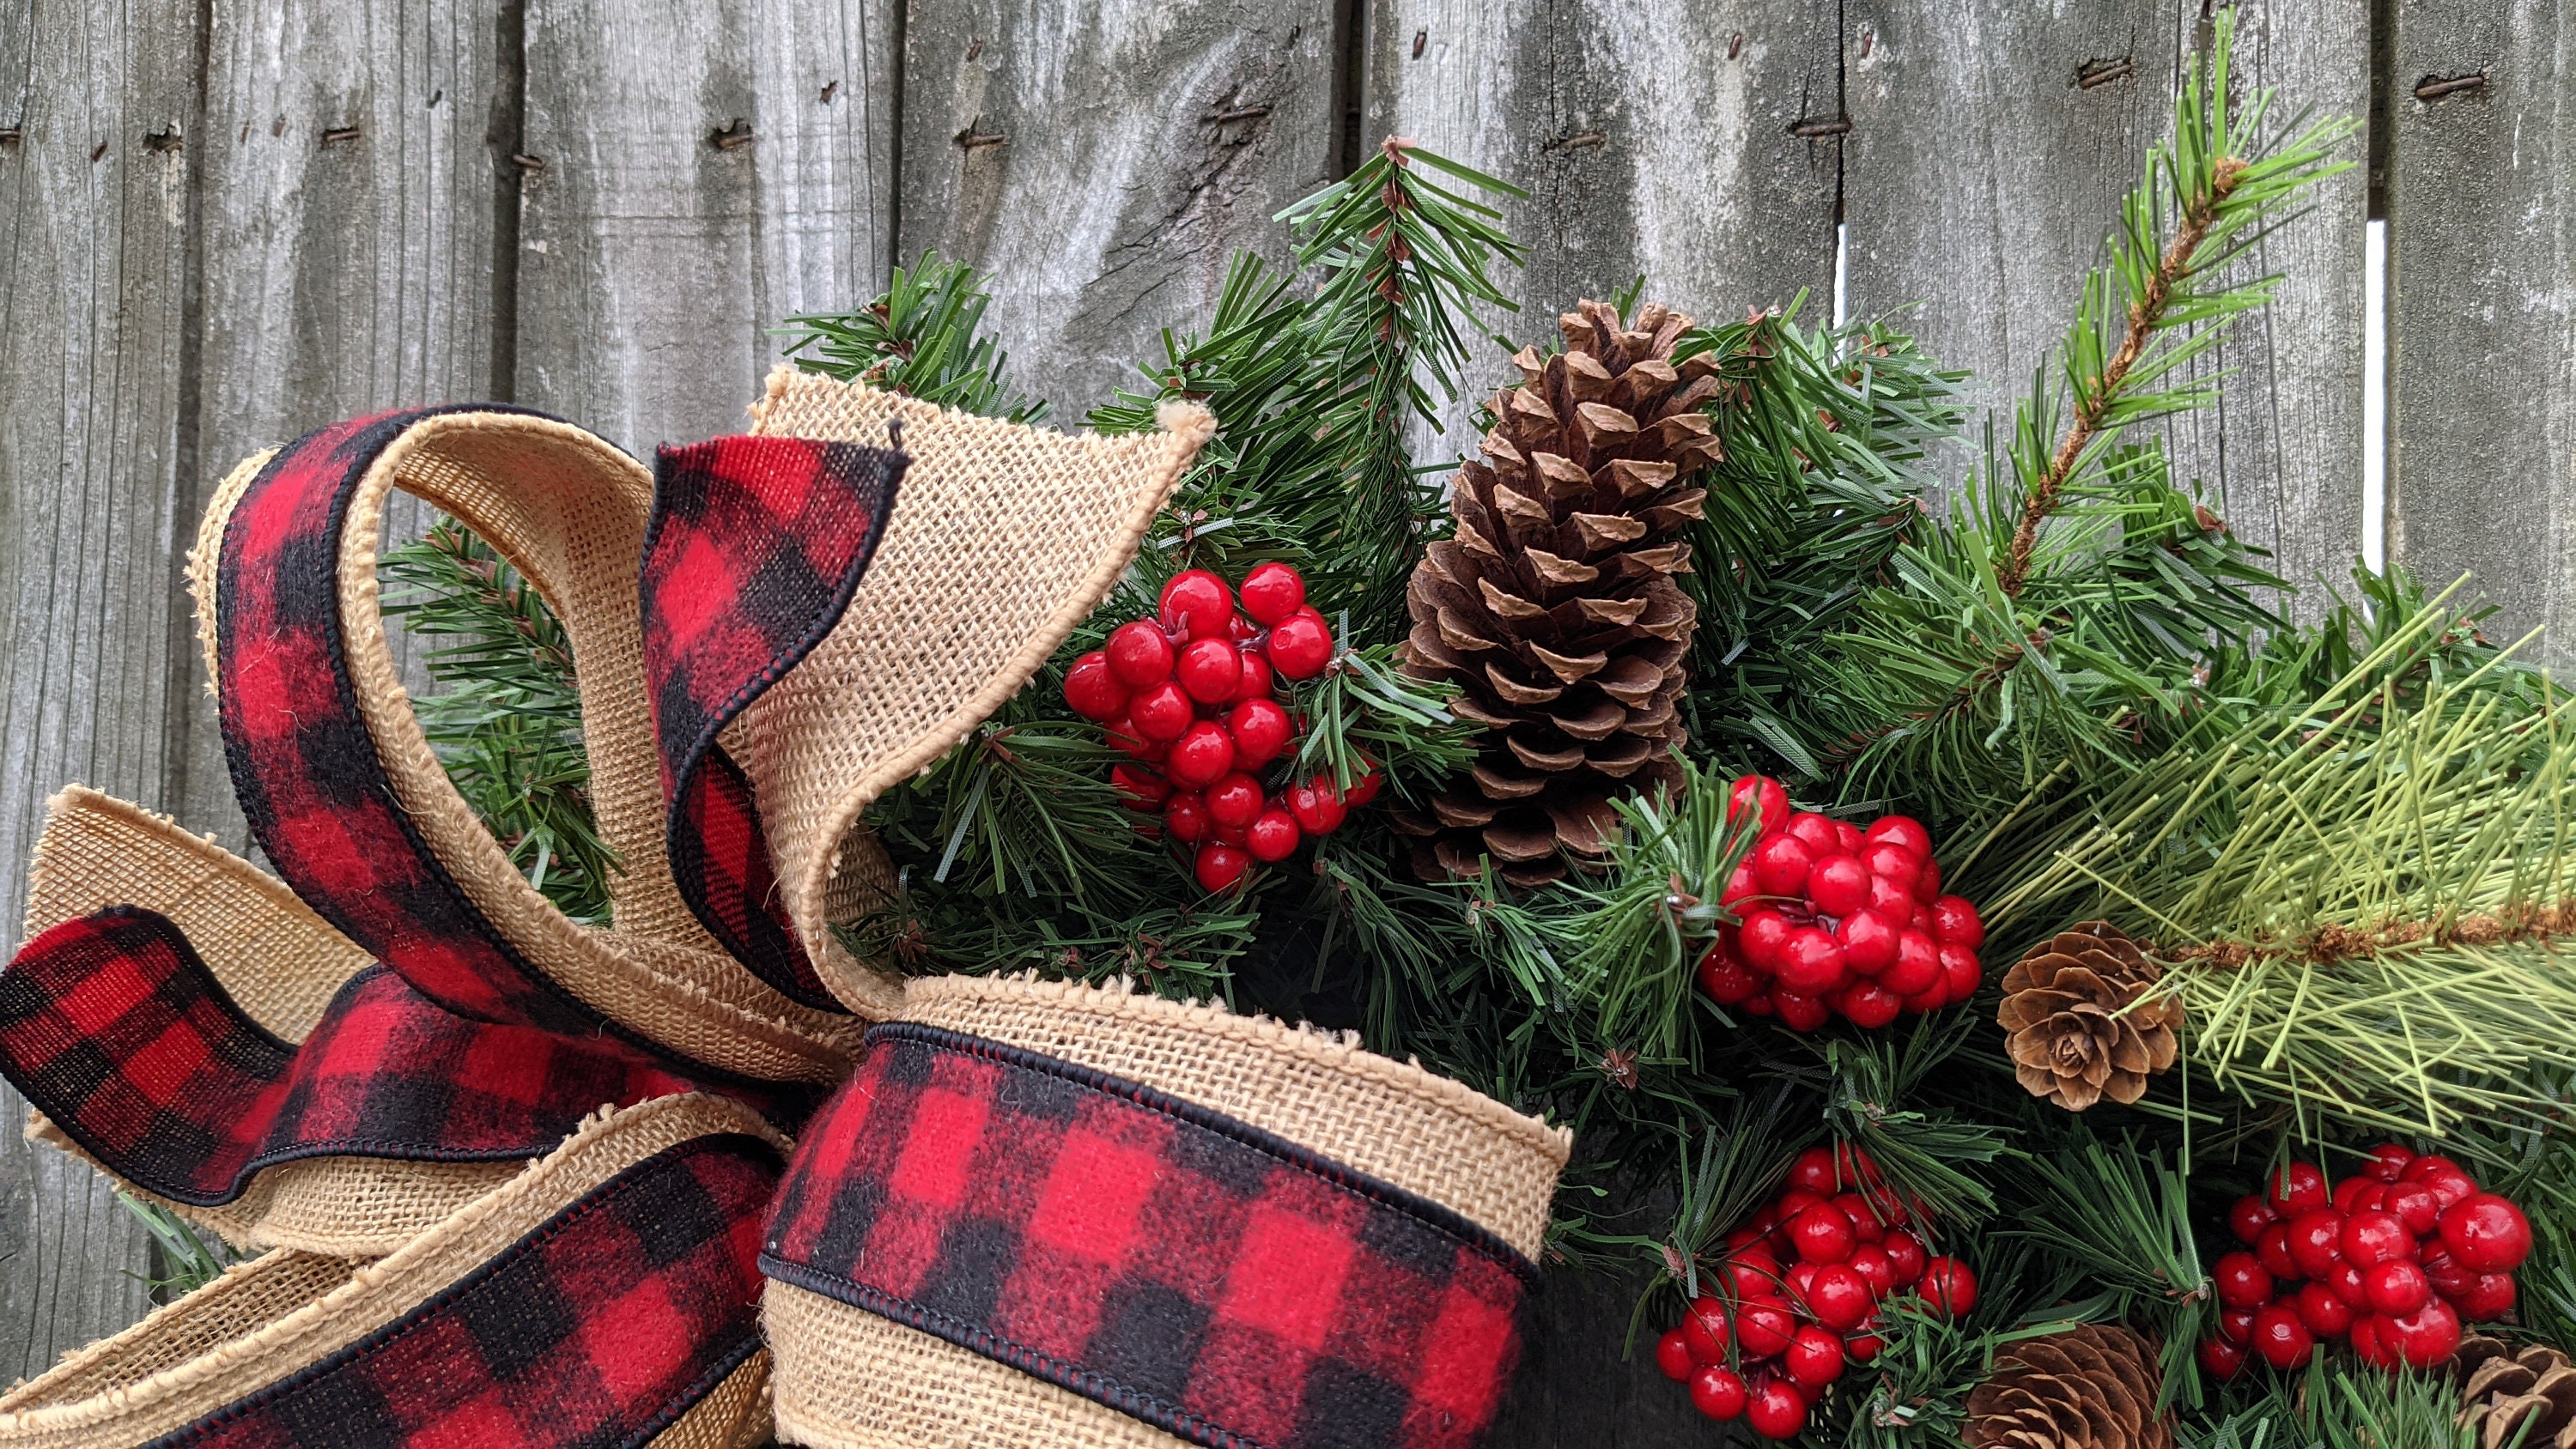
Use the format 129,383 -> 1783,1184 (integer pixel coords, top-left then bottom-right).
1966,1325 -> 2171,1449
2000,922 -> 2184,1112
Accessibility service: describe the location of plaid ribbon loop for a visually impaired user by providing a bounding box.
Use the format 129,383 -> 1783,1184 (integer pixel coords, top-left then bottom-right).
762,1024 -> 1538,1449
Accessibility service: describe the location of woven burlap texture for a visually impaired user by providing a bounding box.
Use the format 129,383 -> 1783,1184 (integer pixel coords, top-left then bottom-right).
188,418 -> 865,1083
0,1094 -> 781,1447
736,371 -> 1214,1017
767,1279 -> 1188,1449
767,976 -> 1571,1449
17,785 -> 536,1254
902,973 -> 1570,1256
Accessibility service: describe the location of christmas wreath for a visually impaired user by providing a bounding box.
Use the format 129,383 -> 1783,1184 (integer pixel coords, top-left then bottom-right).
0,12 -> 2570,1448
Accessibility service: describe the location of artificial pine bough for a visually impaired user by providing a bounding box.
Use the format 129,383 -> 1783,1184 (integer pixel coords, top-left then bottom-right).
377,10 -> 2576,1445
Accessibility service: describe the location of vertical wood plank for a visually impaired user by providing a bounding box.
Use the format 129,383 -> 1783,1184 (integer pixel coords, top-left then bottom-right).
1373,6 -> 1837,1440
2386,0 -> 2576,664
0,0 -> 196,1375
1841,1 -> 2369,606
516,0 -> 897,456
896,0 -> 1343,421
1373,0 -> 1841,462
182,0 -> 519,847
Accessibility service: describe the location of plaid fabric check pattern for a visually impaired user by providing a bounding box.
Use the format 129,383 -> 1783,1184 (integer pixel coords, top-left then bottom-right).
0,906 -> 699,1206
212,405 -> 738,1084
641,435 -> 904,1014
762,1023 -> 1537,1449
155,1134 -> 781,1449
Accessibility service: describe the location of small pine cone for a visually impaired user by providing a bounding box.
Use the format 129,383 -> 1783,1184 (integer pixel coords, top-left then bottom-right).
1964,1324 -> 2172,1449
2457,1337 -> 2576,1449
1395,298 -> 1719,886
1997,922 -> 2182,1112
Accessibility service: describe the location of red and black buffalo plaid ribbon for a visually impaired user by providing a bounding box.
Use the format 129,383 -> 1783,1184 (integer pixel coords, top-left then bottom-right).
0,906 -> 698,1206
155,1132 -> 781,1448
761,1023 -> 1539,1449
641,435 -> 903,1014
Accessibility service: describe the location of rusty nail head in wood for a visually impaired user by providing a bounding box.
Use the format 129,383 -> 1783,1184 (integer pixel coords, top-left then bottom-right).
145,127 -> 182,153
820,80 -> 839,103
1413,28 -> 1426,58
321,126 -> 361,145
1858,29 -> 1873,58
89,138 -> 107,161
1729,33 -> 1744,58
1789,117 -> 1852,138
0,128 -> 20,144
2078,56 -> 2136,88
511,153 -> 545,172
1206,105 -> 1271,124
2414,71 -> 2488,100
956,127 -> 1005,150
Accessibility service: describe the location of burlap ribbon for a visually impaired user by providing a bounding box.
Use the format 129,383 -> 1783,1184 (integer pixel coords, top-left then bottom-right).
0,373 -> 1567,1449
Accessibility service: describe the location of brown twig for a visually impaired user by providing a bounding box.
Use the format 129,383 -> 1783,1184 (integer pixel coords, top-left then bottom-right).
2175,900 -> 2576,970
1997,155 -> 2248,598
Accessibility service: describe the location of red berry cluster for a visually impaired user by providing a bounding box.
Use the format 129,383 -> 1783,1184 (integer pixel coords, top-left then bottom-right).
1695,775 -> 1986,1031
1656,1145 -> 1978,1439
1062,563 -> 1377,892
2200,1145 -> 2535,1379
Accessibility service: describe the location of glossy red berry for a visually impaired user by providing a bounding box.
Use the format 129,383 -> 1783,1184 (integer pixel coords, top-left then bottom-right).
1806,1264 -> 1873,1330
2452,1272 -> 2518,1322
1236,561 -> 1305,626
1264,613 -> 1333,678
1286,779 -> 1347,835
1229,646 -> 1274,702
1771,989 -> 1829,1033
1203,773 -> 1263,830
1835,909 -> 1900,975
2403,1154 -> 2467,1184
1937,943 -> 1982,1001
2323,1258 -> 2370,1308
2216,1306 -> 2257,1344
2348,1313 -> 2398,1370
1789,1201 -> 1858,1265
2439,1193 -> 2533,1272
1343,761 -> 1382,805
1680,1296 -> 1730,1364
1807,855 -> 1870,916
1928,895 -> 1984,948
1193,842 -> 1249,892
1735,1299 -> 1796,1358
1656,1328 -> 1696,1382
2250,1305 -> 2315,1372
1163,792 -> 1208,843
1846,1243 -> 1896,1298
1749,835 -> 1814,898
2212,1252 -> 2273,1310
1245,807 -> 1300,863
1175,637 -> 1243,703
2256,1222 -> 2301,1282
1688,1364 -> 1749,1422
1105,714 -> 1157,760
1881,1230 -> 1926,1287
2230,1194 -> 2280,1246
2420,1167 -> 2478,1210
1158,568 -> 1231,632
2295,1280 -> 2355,1338
1129,680 -> 1194,742
1063,652 -> 1128,720
1783,1326 -> 1846,1389
2383,1182 -> 2440,1238
1698,949 -> 1765,1005
2286,1208 -> 2346,1280
1111,764 -> 1170,809
2268,1161 -> 2330,1216
1772,927 -> 1848,997
2332,1176 -> 2374,1214
1223,697 -> 1291,766
2341,1210 -> 2415,1269
1863,815 -> 1933,859
1744,1379 -> 1807,1440
1856,840 -> 1921,890
2197,1335 -> 2247,1381
1880,930 -> 1942,997
2364,1258 -> 2432,1316
1779,812 -> 1832,854
1787,1147 -> 1838,1194
1836,979 -> 1903,1028
1866,872 -> 1915,915
2360,1143 -> 2415,1182
1729,775 -> 1792,837
1913,855 -> 1942,903
1738,909 -> 1795,971
1105,619 -> 1176,687
1163,720 -> 1237,789
1920,1257 -> 1978,1319
2386,1297 -> 2462,1368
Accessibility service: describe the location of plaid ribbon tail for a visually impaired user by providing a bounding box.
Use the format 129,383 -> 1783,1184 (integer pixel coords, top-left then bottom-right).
641,435 -> 905,1013
0,906 -> 700,1208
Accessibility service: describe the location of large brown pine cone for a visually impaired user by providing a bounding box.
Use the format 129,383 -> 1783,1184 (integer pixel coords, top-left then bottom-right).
1394,298 -> 1720,886
1998,923 -> 2182,1112
1964,1324 -> 2172,1449
2457,1337 -> 2576,1449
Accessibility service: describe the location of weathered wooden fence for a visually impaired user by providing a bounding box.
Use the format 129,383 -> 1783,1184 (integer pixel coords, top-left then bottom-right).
1,0 -> 2567,1434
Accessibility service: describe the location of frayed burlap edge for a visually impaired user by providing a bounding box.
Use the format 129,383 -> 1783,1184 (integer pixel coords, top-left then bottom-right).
740,370 -> 1215,1019
0,1094 -> 783,1446
899,973 -> 1569,1258
764,1280 -> 1187,1449
186,414 -> 863,1083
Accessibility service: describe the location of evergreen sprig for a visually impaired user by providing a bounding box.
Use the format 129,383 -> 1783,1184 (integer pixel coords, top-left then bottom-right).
779,252 -> 1049,422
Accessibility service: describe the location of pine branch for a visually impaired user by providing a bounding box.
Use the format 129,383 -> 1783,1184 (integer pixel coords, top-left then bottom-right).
778,252 -> 1048,422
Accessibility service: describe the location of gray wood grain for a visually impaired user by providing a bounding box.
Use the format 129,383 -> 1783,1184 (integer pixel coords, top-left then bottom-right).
896,0 -> 1342,422
1841,0 -> 2370,609
182,0 -> 520,846
0,0 -> 197,1377
1371,0 -> 1841,466
515,0 -> 898,457
2385,0 -> 2576,665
